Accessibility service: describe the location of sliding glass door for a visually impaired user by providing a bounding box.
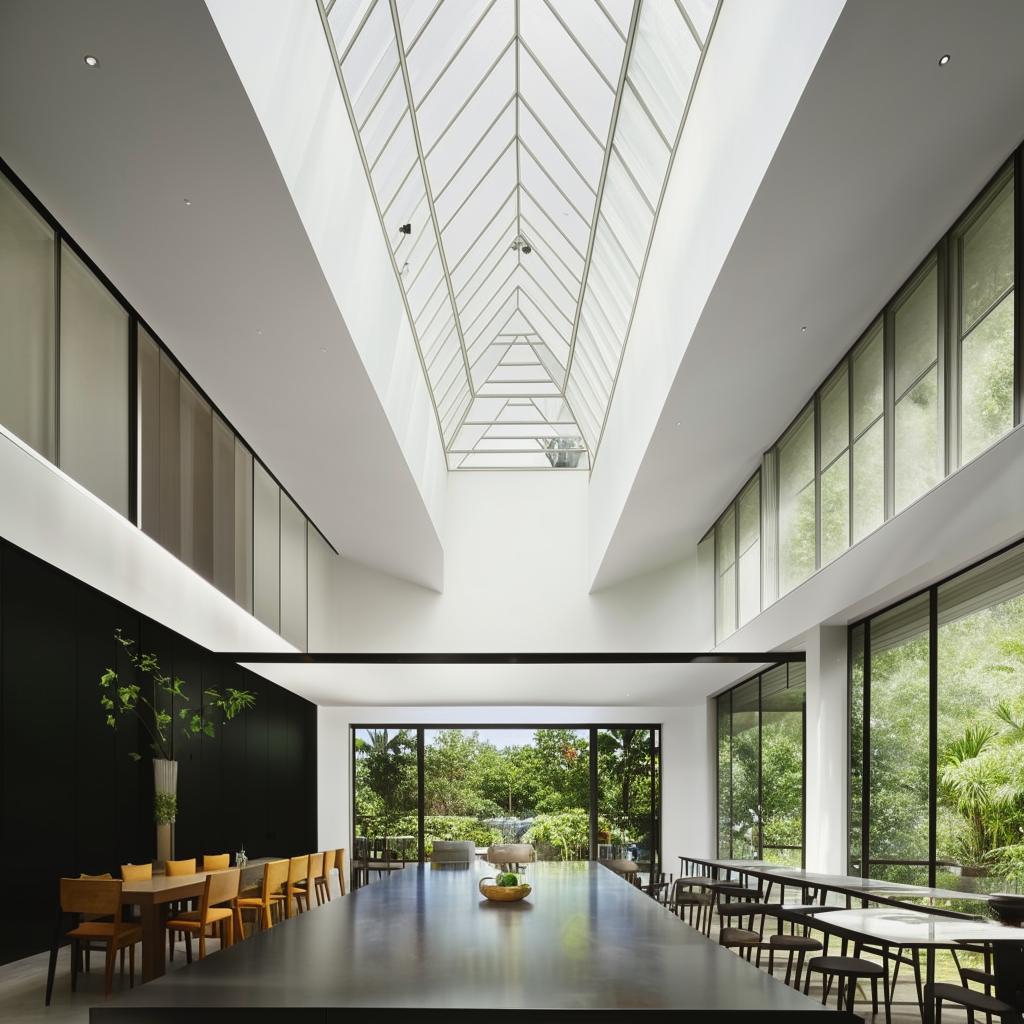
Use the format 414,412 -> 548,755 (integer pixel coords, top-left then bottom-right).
352,725 -> 661,881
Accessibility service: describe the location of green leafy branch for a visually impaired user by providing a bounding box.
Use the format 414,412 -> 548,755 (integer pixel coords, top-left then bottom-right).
100,628 -> 255,762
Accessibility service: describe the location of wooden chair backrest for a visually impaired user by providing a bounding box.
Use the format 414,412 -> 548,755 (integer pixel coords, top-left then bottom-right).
322,849 -> 335,874
61,878 -> 123,920
307,852 -> 324,880
79,872 -> 114,880
336,849 -> 346,874
287,855 -> 307,886
121,863 -> 153,881
206,867 -> 240,909
165,858 -> 197,876
202,853 -> 230,870
263,859 -> 289,899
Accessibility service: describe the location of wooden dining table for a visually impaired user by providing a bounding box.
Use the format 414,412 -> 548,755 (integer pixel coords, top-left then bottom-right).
120,857 -> 274,982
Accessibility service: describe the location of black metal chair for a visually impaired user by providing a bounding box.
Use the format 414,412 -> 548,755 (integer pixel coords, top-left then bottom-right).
928,982 -> 1021,1024
804,955 -> 890,1023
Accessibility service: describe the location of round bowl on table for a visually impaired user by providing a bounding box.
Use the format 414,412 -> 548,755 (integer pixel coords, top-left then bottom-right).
479,876 -> 532,902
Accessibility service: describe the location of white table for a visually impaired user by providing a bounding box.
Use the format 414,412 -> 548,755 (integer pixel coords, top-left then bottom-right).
812,907 -> 1024,1023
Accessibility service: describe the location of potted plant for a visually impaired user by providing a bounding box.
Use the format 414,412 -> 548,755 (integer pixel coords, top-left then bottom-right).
100,628 -> 255,861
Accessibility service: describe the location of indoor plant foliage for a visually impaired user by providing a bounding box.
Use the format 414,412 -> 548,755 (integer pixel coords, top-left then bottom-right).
100,627 -> 255,857
100,627 -> 255,761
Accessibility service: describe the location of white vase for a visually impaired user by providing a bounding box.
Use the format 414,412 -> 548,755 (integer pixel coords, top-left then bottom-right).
154,758 -> 178,863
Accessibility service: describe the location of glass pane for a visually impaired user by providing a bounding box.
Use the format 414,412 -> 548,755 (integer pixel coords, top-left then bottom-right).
58,247 -> 129,515
280,493 -> 308,650
852,418 -> 884,543
179,378 -> 213,580
737,476 -> 761,627
867,594 -> 930,882
777,408 -> 816,596
0,173 -> 54,459
253,461 -> 280,631
355,727 -> 419,867
730,679 -> 760,858
852,322 -> 883,438
819,364 -> 849,468
893,263 -> 938,399
715,506 -> 736,644
820,451 -> 849,566
138,327 -> 160,538
233,440 -> 253,613
761,665 -> 804,868
211,413 -> 235,598
961,291 -> 1014,463
962,177 -> 1014,333
158,352 -> 181,557
849,624 -> 865,875
598,727 -> 657,873
717,695 -> 731,858
894,365 -> 941,513
937,544 -> 1024,893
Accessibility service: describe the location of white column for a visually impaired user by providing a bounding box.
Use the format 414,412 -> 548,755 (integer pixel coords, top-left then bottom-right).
804,625 -> 847,873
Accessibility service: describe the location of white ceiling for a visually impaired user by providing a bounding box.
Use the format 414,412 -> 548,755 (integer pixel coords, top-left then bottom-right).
240,658 -> 766,707
592,0 -> 1024,589
0,0 -> 444,588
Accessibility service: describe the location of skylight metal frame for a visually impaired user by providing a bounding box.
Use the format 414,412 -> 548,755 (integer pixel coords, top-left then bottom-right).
317,0 -> 718,469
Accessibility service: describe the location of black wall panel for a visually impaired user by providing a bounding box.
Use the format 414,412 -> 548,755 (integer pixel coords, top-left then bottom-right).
0,540 -> 317,965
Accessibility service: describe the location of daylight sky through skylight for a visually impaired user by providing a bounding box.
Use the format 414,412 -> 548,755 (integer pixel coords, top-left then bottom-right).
318,0 -> 717,468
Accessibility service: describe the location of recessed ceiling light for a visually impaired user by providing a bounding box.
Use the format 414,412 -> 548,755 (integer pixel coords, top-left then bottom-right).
320,347 -> 328,354
256,329 -> 263,336
183,198 -> 192,206
938,54 -> 951,66
675,421 -> 681,427
83,54 -> 99,68
801,326 -> 807,332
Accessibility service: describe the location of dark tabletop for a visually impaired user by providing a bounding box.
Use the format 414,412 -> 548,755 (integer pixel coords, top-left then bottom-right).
92,861 -> 856,1022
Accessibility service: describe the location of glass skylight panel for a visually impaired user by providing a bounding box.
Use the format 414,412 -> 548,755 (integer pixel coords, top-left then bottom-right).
629,0 -> 699,139
320,0 -> 716,468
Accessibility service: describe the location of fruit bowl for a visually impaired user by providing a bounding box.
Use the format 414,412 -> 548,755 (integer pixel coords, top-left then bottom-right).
479,875 -> 532,902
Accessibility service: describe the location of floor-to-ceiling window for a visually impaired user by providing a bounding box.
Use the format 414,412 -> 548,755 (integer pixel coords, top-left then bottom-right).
352,725 -> 661,879
850,540 -> 1024,891
716,664 -> 806,867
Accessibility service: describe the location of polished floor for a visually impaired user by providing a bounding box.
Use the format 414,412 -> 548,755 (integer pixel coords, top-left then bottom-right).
0,895 -> 977,1023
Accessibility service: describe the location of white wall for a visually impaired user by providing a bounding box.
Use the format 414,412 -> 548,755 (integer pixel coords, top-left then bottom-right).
587,0 -> 846,585
205,0 -> 447,587
0,425 -> 294,654
318,704 -> 712,870
309,471 -> 707,652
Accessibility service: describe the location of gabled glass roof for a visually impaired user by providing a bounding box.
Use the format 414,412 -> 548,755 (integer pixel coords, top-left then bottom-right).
319,0 -> 717,468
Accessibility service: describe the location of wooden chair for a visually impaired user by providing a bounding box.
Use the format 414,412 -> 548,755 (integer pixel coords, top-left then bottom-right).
120,863 -> 152,881
60,878 -> 142,998
335,848 -> 348,896
164,858 -> 198,959
165,868 -> 242,961
316,850 -> 335,903
236,859 -> 289,934
202,853 -> 230,870
272,855 -> 311,919
307,853 -> 325,907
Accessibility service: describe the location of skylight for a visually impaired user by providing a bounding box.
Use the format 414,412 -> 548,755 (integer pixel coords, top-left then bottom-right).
318,0 -> 717,469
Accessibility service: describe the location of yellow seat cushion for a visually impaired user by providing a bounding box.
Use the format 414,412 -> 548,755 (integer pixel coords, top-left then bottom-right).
68,921 -> 142,944
166,906 -> 233,929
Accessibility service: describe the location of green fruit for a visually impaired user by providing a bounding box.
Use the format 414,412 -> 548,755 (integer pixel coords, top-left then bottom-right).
497,872 -> 519,886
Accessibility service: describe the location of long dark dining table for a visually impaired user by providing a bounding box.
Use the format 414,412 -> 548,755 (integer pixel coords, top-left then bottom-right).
91,860 -> 856,1021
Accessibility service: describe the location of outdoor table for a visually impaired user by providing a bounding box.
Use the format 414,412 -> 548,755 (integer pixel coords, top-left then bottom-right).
811,906 -> 1023,1023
